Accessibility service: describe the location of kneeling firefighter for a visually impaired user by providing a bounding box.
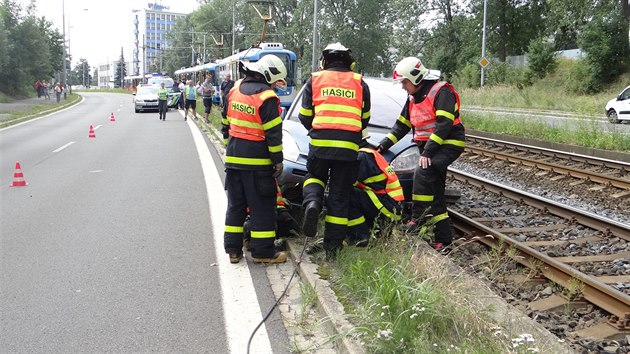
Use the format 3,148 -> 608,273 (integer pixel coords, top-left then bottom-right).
347,131 -> 404,246
222,55 -> 288,264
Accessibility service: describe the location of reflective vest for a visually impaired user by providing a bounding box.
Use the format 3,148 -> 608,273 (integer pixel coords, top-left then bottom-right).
276,184 -> 285,208
226,87 -> 278,142
184,85 -> 196,100
311,71 -> 363,132
409,81 -> 462,142
158,87 -> 168,100
355,148 -> 404,202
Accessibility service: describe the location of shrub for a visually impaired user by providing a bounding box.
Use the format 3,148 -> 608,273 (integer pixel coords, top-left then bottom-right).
526,38 -> 557,79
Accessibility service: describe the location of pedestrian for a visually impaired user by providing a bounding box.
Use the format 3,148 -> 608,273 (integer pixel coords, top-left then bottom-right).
157,82 -> 169,121
43,80 -> 50,100
221,55 -> 288,264
377,57 -> 465,252
178,80 -> 186,110
201,74 -> 215,123
298,42 -> 371,260
34,80 -> 42,98
54,82 -> 62,103
346,130 -> 404,247
183,80 -> 198,121
172,80 -> 181,109
220,73 -> 235,108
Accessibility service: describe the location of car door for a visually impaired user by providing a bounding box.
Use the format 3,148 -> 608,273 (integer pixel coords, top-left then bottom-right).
618,87 -> 630,121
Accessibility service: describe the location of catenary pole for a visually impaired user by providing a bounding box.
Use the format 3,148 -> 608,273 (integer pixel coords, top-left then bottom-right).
311,0 -> 318,72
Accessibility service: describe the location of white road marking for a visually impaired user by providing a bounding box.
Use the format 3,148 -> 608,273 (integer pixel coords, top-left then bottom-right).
188,118 -> 273,354
94,124 -> 103,130
88,170 -> 103,173
53,141 -> 75,152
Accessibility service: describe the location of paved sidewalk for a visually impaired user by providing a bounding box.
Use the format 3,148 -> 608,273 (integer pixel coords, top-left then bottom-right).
0,96 -> 60,123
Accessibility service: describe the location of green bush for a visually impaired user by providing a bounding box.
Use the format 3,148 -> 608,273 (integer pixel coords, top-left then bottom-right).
453,63 -> 480,88
526,38 -> 557,79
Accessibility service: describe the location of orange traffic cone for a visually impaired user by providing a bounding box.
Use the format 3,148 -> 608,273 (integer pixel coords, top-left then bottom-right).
10,162 -> 28,187
110,112 -> 116,122
88,125 -> 96,138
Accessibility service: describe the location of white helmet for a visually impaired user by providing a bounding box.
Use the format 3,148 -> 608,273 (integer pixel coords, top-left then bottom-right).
242,54 -> 288,86
392,57 -> 438,85
321,42 -> 354,69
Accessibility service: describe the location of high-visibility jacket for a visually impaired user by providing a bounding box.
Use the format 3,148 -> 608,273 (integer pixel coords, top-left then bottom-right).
409,81 -> 462,142
184,85 -> 197,100
226,87 -> 278,142
158,87 -> 168,101
354,148 -> 404,202
311,71 -> 364,132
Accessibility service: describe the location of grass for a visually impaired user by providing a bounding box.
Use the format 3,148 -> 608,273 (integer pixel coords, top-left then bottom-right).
464,111 -> 630,152
0,93 -> 82,129
327,228 -> 543,353
460,60 -> 629,116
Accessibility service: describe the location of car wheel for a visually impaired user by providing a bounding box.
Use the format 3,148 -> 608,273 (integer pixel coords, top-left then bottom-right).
607,110 -> 619,124
135,108 -> 139,113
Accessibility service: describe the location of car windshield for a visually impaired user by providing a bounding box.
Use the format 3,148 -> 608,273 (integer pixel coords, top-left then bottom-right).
137,86 -> 159,95
289,77 -> 407,128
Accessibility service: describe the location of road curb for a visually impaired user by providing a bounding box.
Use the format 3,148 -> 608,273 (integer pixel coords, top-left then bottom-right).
287,241 -> 366,354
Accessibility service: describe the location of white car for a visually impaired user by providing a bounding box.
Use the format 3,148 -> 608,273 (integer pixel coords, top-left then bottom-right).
605,85 -> 630,123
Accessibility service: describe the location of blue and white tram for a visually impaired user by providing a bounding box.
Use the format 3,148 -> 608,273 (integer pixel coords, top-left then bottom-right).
214,42 -> 297,108
174,63 -> 221,104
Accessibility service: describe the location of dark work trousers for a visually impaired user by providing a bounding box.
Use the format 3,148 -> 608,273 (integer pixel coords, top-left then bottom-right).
224,169 -> 277,258
303,157 -> 358,252
347,189 -> 401,243
158,100 -> 168,120
412,147 -> 463,244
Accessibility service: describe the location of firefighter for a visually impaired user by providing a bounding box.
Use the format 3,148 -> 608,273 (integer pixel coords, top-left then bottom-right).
298,42 -> 371,259
377,57 -> 465,251
221,55 -> 288,264
347,131 -> 404,246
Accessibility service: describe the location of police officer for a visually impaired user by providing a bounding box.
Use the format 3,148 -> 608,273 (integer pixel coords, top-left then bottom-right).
157,82 -> 168,121
298,43 -> 371,259
378,57 -> 465,251
221,55 -> 288,264
347,131 -> 404,246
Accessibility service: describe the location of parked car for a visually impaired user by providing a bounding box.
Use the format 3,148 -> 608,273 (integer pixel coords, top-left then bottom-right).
133,84 -> 179,113
605,85 -> 630,123
280,77 -> 421,206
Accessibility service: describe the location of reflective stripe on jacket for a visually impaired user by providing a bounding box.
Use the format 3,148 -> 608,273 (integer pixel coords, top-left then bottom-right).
226,87 -> 278,142
311,71 -> 363,132
409,81 -> 462,142
354,148 -> 404,202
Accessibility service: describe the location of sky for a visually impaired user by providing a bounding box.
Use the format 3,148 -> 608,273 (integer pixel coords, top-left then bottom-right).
18,0 -> 199,69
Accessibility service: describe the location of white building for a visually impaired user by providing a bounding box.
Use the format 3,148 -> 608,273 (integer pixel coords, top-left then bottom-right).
97,61 -> 133,89
131,3 -> 187,77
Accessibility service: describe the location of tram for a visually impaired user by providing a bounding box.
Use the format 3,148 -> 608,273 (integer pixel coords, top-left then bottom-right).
174,62 -> 220,104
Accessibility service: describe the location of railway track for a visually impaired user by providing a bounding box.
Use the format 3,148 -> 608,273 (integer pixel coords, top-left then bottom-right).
446,169 -> 630,345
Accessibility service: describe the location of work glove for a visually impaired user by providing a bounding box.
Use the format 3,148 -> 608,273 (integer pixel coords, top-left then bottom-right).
272,162 -> 284,178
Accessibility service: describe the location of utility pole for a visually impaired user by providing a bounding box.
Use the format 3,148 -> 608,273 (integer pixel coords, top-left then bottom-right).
232,3 -> 235,54
480,0 -> 488,86
311,0 -> 318,72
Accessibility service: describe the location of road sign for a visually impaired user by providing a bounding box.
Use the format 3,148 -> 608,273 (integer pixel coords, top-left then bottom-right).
479,57 -> 490,69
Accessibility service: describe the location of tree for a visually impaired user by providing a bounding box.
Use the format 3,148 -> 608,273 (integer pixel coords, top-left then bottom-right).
71,58 -> 91,87
114,47 -> 127,88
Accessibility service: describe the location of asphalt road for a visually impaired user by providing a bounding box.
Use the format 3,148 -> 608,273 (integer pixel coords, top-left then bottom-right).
0,93 -> 291,353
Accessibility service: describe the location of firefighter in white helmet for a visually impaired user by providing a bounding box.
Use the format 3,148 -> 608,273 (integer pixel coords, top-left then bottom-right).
378,57 -> 465,252
298,42 -> 371,260
221,54 -> 288,264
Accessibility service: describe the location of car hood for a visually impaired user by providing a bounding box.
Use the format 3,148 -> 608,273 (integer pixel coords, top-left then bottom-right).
282,119 -> 415,165
136,94 -> 158,100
